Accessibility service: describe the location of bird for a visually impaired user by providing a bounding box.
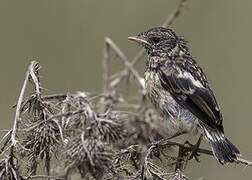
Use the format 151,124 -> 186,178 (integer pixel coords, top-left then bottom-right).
128,27 -> 240,164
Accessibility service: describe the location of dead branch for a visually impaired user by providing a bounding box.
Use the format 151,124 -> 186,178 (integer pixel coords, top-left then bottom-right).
11,61 -> 39,147
105,38 -> 145,92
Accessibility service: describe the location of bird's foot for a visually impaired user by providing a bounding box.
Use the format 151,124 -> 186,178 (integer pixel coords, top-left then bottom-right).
184,134 -> 203,162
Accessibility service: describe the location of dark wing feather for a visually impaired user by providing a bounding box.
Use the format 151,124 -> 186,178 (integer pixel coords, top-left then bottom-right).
159,59 -> 224,132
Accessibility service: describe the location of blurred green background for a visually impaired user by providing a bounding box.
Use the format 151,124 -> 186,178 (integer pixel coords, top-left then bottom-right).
1,0 -> 252,179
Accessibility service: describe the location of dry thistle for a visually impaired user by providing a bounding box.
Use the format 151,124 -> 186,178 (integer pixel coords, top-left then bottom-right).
0,1 -> 251,180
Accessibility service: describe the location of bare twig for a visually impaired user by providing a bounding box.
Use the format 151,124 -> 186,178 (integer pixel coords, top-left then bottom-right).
11,61 -> 38,147
162,0 -> 188,28
105,38 -> 145,92
141,144 -> 156,179
103,39 -> 110,92
0,130 -> 12,154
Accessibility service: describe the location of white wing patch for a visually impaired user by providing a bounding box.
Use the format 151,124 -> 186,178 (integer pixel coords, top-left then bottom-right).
178,71 -> 204,88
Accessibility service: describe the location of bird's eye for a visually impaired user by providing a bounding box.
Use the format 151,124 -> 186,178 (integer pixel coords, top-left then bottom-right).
151,37 -> 161,43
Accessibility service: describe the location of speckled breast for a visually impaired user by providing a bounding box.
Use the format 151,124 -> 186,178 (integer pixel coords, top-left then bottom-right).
144,60 -> 199,135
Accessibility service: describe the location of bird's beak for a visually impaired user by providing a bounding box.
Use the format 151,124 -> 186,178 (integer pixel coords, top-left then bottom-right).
128,36 -> 152,47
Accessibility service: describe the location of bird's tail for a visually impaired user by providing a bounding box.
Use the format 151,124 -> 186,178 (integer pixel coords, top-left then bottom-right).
202,126 -> 240,164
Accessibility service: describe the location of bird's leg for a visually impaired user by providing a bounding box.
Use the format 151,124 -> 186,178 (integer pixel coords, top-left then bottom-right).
185,134 -> 203,162
150,131 -> 187,146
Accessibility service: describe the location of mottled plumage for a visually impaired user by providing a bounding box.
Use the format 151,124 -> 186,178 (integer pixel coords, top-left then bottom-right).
128,27 -> 240,164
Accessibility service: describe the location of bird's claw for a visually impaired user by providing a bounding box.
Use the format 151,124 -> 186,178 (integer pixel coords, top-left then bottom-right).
188,149 -> 200,162
184,138 -> 202,162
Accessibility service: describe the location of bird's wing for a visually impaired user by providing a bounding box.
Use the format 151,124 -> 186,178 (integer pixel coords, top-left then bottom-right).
159,59 -> 224,132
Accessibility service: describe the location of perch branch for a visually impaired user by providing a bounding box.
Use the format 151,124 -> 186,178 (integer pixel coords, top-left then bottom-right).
162,141 -> 252,167
142,140 -> 252,177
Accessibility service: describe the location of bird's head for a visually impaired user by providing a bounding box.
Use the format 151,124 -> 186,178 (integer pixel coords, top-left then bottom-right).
128,27 -> 188,58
